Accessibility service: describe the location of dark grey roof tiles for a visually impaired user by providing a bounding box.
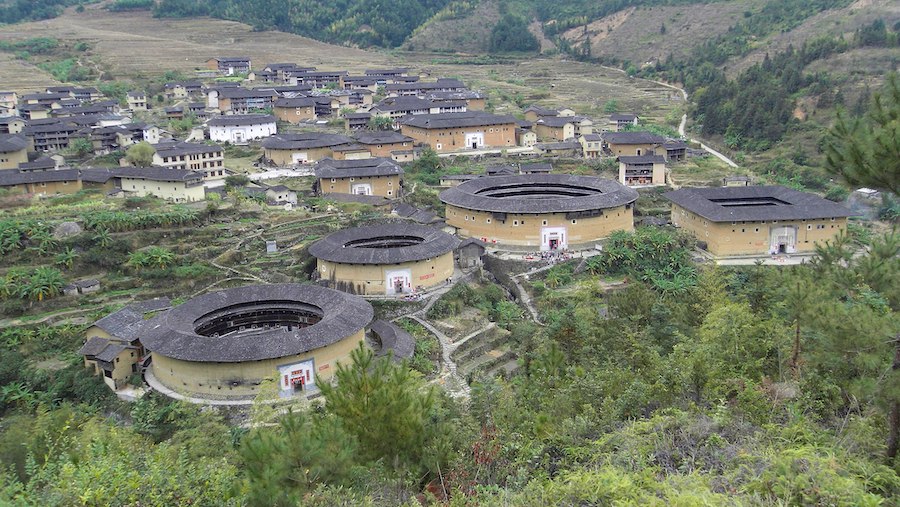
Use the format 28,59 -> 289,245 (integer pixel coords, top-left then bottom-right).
207,114 -> 276,126
604,132 -> 665,145
371,320 -> 415,361
618,155 -> 666,164
309,223 -> 458,265
92,297 -> 172,342
315,157 -> 404,178
400,111 -> 516,129
78,336 -> 110,357
663,185 -> 855,222
440,174 -> 639,214
140,284 -> 373,362
262,133 -> 352,150
0,134 -> 29,152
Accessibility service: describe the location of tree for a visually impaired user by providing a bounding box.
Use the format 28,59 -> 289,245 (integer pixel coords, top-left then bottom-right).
54,247 -> 79,270
320,343 -> 436,472
824,72 -> 899,194
367,115 -> 394,131
125,141 -> 155,167
69,138 -> 93,157
489,14 -> 540,53
224,174 -> 250,189
240,413 -> 359,505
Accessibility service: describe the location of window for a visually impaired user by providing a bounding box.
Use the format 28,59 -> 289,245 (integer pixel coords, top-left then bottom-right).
542,220 -> 548,226
572,219 -> 577,224
513,220 -> 519,226
486,218 -> 491,224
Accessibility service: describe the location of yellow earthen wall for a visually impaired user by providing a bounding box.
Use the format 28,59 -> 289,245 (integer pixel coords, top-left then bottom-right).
149,329 -> 365,397
670,204 -> 848,256
319,174 -> 401,198
316,251 -> 455,295
445,204 -> 634,247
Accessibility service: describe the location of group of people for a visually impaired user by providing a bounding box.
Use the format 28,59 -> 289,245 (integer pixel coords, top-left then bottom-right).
524,249 -> 573,265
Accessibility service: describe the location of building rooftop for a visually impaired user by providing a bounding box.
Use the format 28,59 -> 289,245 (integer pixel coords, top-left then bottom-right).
315,157 -> 404,179
140,284 -> 373,362
0,133 -> 28,153
154,141 -> 222,157
663,185 -> 854,222
370,320 -> 415,361
261,133 -> 352,150
354,131 -> 413,145
618,155 -> 666,164
310,223 -> 458,265
207,114 -> 276,126
604,131 -> 665,145
440,174 -> 638,214
91,297 -> 172,342
400,111 -> 516,129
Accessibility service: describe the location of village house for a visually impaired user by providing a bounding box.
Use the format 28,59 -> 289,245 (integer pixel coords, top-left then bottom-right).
207,57 -> 252,76
385,78 -> 467,97
208,114 -> 277,143
353,131 -> 415,158
207,87 -> 278,114
102,166 -> 206,202
345,112 -> 372,130
617,155 -> 667,186
523,106 -> 576,122
664,139 -> 687,162
399,111 -> 517,153
273,97 -> 318,123
126,91 -> 147,111
0,168 -> 84,195
315,157 -> 403,198
0,134 -> 30,170
262,133 -> 354,165
535,140 -> 582,157
18,104 -> 51,120
332,144 -> 373,161
152,141 -> 225,180
0,91 -> 16,110
579,133 -> 603,158
665,185 -> 853,257
520,162 -> 552,175
0,116 -> 26,134
603,131 -> 665,157
606,113 -> 639,132
164,81 -> 203,100
424,90 -> 486,111
23,120 -> 88,151
370,96 -> 466,121
78,298 -> 172,391
294,71 -> 349,89
439,174 -> 478,187
47,86 -> 102,102
534,116 -> 576,141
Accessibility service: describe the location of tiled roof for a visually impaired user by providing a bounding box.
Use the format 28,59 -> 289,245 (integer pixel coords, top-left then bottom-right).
310,223 -> 458,265
261,133 -> 352,150
400,111 -> 516,129
440,174 -> 638,214
140,284 -> 373,362
207,114 -> 276,126
663,185 -> 855,222
604,131 -> 665,145
314,157 -> 404,178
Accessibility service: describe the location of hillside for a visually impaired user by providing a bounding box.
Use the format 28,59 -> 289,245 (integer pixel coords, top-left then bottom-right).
404,0 -> 502,53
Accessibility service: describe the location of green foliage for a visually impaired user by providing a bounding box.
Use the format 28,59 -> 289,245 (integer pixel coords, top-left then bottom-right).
241,413 -> 360,504
38,58 -> 92,82
489,14 -> 540,53
224,174 -> 250,188
588,227 -> 697,295
108,0 -> 155,11
152,0 -> 452,48
127,246 -> 176,270
80,207 -> 198,232
0,1 -> 78,25
67,137 -> 93,157
621,123 -> 679,139
0,267 -> 66,302
320,343 -> 436,472
0,38 -> 58,55
824,73 -> 899,195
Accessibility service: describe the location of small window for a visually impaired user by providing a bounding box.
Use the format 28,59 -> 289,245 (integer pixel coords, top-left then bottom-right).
513,220 -> 519,226
542,220 -> 548,226
572,219 -> 577,224
486,218 -> 491,224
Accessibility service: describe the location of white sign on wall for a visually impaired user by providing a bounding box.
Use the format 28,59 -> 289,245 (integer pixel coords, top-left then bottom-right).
277,359 -> 315,395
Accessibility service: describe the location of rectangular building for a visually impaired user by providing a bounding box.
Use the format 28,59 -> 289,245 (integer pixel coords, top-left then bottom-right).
664,185 -> 853,257
400,111 -> 517,153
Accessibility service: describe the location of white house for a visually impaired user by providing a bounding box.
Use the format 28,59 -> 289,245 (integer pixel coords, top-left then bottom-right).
207,114 -> 277,144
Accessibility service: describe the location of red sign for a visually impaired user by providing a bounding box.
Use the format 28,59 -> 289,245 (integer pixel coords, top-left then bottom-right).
419,273 -> 435,280
318,364 -> 330,371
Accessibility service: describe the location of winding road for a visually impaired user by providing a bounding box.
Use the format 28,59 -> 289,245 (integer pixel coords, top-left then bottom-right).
602,65 -> 740,169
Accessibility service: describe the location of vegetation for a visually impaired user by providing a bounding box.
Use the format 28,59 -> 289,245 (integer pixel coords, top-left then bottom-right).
125,142 -> 155,167
152,0 -> 453,47
489,13 -> 539,53
0,1 -> 80,25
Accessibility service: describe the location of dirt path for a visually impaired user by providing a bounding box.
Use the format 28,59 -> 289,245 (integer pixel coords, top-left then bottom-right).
601,65 -> 740,168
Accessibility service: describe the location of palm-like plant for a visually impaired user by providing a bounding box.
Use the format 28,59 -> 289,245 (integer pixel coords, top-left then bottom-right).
93,228 -> 112,248
54,247 -> 79,270
26,267 -> 66,302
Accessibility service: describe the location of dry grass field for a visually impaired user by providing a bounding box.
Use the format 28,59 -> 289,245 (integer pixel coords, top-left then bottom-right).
0,5 -> 395,83
0,5 -> 682,121
561,0 -> 764,66
0,52 -> 60,92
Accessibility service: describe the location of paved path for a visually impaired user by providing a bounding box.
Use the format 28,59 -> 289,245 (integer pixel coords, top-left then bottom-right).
604,66 -> 740,169
405,314 -> 471,399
